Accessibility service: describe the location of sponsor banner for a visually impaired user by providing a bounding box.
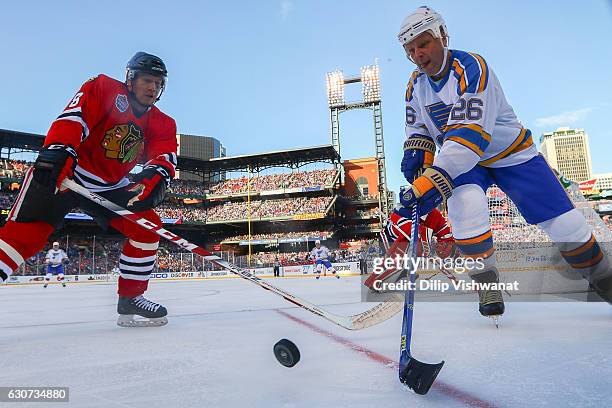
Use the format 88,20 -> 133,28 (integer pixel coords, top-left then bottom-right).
281,265 -> 309,275
238,237 -> 330,245
281,262 -> 358,276
293,213 -> 325,221
278,237 -> 305,244
252,268 -> 270,276
207,270 -> 230,278
303,186 -> 323,192
150,271 -> 203,280
579,179 -> 599,195
212,244 -> 221,251
239,239 -> 268,246
3,274 -> 95,284
61,212 -> 179,224
598,203 -> 612,213
161,218 -> 180,224
599,190 -> 612,198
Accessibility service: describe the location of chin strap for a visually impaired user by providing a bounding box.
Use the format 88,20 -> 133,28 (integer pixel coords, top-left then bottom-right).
433,47 -> 450,77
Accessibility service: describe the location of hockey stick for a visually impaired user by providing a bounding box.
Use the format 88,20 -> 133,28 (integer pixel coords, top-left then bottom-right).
62,179 -> 403,330
398,205 -> 444,395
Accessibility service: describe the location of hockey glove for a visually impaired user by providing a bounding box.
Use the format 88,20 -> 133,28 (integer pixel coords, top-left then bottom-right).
33,144 -> 78,190
434,240 -> 458,259
125,167 -> 169,212
397,166 -> 453,217
400,135 -> 436,183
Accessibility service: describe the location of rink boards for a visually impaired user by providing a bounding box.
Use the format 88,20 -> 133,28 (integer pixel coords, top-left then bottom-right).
1,261 -> 362,285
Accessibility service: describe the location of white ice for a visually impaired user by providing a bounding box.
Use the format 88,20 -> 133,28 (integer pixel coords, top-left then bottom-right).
1,276 -> 611,408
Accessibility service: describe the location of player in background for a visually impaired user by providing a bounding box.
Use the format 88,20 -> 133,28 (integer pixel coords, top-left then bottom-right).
0,52 -> 178,327
394,6 -> 612,321
43,241 -> 69,288
364,207 -> 456,290
310,240 -> 340,279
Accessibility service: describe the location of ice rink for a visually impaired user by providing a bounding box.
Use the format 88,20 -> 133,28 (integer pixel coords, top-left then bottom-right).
1,275 -> 611,408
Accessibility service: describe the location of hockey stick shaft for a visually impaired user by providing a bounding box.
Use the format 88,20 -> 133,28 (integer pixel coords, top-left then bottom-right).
398,205 -> 444,394
399,205 -> 420,366
63,179 -> 400,330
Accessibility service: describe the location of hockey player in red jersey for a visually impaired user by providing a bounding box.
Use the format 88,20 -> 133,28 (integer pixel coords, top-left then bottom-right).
0,52 -> 177,327
364,208 -> 456,291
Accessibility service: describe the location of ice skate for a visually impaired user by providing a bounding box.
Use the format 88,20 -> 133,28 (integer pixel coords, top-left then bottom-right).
478,289 -> 504,327
43,282 -> 48,288
117,295 -> 168,327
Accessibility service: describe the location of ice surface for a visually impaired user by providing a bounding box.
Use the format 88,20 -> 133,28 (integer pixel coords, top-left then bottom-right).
1,276 -> 611,407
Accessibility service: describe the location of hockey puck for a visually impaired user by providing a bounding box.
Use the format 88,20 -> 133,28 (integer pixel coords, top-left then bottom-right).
273,339 -> 300,367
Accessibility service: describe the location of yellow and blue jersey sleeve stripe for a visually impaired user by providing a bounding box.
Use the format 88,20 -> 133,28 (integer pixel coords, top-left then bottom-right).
480,128 -> 533,166
451,59 -> 468,95
405,70 -> 423,103
451,50 -> 489,95
444,123 -> 491,157
469,53 -> 489,93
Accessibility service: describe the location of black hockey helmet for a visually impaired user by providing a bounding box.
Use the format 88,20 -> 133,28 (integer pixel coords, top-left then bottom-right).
125,52 -> 167,102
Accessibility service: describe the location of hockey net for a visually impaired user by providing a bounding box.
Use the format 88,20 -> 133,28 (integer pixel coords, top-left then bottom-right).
487,182 -> 612,247
412,182 -> 612,298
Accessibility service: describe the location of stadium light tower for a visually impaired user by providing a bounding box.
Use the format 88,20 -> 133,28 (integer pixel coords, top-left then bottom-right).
326,62 -> 389,220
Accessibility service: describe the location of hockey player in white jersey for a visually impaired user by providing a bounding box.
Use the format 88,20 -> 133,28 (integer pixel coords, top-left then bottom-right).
395,6 -> 612,320
310,240 -> 339,279
44,241 -> 69,288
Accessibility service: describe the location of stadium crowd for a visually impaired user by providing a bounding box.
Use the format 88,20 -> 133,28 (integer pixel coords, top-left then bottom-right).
0,159 -> 31,179
167,179 -> 207,197
209,169 -> 337,196
222,231 -> 332,242
207,196 -> 333,221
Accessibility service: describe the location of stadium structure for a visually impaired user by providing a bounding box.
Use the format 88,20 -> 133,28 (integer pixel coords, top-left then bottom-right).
0,129 -> 384,279
1,61 -> 611,284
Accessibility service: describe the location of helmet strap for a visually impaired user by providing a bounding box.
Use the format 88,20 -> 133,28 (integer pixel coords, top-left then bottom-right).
433,46 -> 450,77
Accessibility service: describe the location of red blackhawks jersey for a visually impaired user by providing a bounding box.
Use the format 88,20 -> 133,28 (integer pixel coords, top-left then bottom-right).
381,208 -> 453,254
45,74 -> 177,192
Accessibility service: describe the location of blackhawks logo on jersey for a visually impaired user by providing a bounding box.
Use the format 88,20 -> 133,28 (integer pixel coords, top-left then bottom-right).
101,122 -> 144,163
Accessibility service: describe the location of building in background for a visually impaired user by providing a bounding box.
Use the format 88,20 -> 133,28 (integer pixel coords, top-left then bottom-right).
540,127 -> 592,182
176,133 -> 226,182
593,173 -> 612,191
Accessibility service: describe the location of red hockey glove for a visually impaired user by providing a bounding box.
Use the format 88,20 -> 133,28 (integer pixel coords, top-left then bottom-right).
435,240 -> 457,259
126,168 -> 168,211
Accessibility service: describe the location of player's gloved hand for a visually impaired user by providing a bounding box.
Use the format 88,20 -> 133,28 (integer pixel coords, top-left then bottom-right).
435,240 -> 458,259
396,166 -> 454,217
400,135 -> 436,183
33,144 -> 78,190
126,167 -> 169,211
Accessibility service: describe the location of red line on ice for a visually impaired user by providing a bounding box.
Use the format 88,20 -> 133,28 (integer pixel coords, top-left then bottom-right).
276,309 -> 498,408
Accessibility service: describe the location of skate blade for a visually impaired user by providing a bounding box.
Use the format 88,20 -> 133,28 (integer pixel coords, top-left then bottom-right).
117,315 -> 168,328
488,315 -> 501,328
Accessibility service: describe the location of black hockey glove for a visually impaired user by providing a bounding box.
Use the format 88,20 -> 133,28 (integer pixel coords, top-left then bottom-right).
33,144 -> 78,190
125,167 -> 169,212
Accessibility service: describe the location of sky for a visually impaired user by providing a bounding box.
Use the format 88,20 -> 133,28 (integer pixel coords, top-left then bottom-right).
1,0 -> 611,193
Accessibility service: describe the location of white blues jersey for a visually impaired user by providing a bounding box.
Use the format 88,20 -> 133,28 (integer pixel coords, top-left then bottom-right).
46,249 -> 68,266
405,49 -> 538,179
310,246 -> 331,261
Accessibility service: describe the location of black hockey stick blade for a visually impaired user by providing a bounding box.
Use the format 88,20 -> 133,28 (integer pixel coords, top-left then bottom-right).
399,356 -> 444,395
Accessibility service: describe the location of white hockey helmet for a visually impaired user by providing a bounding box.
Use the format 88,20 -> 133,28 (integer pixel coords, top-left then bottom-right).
397,6 -> 448,46
53,241 -> 60,247
315,240 -> 321,245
